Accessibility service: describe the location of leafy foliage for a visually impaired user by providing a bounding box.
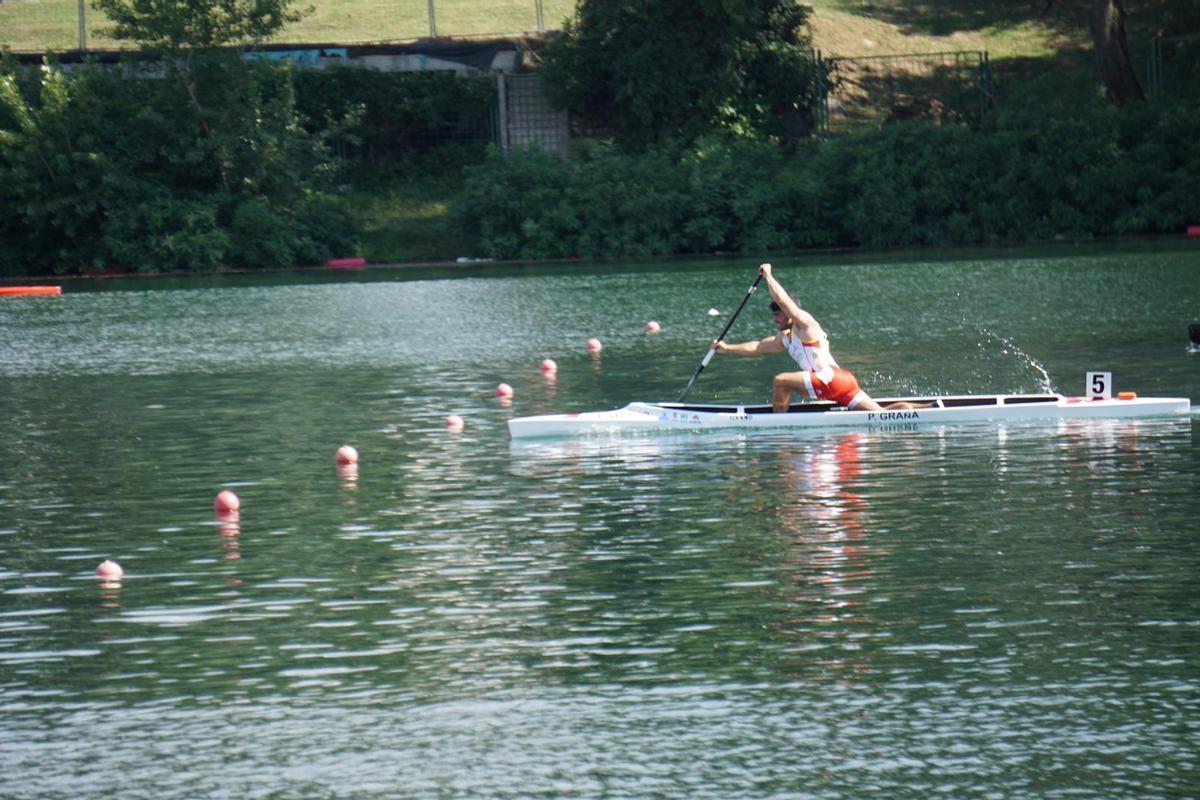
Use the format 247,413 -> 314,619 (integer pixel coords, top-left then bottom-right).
540,0 -> 819,148
455,96 -> 1200,260
292,67 -> 495,171
90,0 -> 304,52
0,56 -> 355,275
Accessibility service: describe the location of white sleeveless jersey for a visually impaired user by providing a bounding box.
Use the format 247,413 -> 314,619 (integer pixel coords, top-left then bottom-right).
781,329 -> 838,383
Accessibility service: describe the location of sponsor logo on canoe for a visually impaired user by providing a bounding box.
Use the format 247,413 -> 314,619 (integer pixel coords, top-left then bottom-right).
660,411 -> 704,425
866,411 -> 920,422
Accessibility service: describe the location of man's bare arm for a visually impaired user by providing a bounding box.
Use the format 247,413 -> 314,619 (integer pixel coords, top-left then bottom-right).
760,263 -> 822,338
713,335 -> 783,356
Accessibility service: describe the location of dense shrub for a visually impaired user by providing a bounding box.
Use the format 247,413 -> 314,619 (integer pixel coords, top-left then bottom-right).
541,0 -> 819,147
0,55 -> 355,276
455,96 -> 1200,260
292,67 -> 495,173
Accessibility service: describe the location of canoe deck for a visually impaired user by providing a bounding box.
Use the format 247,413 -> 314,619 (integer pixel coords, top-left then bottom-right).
508,394 -> 1191,439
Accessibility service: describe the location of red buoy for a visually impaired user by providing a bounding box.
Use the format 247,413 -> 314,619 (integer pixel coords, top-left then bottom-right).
214,490 -> 240,515
325,257 -> 367,269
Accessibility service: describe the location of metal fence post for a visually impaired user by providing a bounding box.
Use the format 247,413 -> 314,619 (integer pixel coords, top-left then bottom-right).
1147,37 -> 1161,99
813,50 -> 829,137
497,72 -> 510,154
427,0 -> 437,37
536,0 -> 545,32
78,0 -> 86,51
979,51 -> 993,120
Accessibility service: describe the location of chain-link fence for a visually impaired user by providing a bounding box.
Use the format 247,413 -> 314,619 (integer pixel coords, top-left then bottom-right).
0,0 -> 577,53
498,73 -> 567,156
1148,35 -> 1200,101
817,50 -> 993,133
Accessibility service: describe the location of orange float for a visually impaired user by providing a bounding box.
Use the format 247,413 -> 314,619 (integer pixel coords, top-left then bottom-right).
0,286 -> 62,297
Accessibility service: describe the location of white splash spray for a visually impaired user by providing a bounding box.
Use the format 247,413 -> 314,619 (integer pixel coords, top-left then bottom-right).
975,328 -> 1056,394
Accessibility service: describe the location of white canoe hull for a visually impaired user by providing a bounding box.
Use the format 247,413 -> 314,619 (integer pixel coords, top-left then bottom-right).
508,394 -> 1191,439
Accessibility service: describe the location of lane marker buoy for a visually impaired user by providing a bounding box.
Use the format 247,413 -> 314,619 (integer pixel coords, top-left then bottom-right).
214,490 -> 240,516
0,286 -> 61,297
325,257 -> 367,269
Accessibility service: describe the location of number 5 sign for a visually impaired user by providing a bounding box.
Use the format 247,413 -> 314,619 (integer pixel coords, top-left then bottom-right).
1086,371 -> 1112,400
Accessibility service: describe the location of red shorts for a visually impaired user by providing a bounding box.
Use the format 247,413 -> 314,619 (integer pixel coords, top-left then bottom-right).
808,367 -> 862,407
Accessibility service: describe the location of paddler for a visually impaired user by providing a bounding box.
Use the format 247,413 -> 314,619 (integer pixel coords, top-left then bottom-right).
713,263 -> 927,413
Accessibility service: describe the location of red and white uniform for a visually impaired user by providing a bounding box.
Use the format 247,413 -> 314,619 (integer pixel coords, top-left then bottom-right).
781,329 -> 867,408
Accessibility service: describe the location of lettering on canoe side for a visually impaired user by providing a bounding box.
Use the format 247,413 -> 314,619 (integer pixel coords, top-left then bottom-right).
660,410 -> 704,425
866,411 -> 920,422
869,423 -> 921,432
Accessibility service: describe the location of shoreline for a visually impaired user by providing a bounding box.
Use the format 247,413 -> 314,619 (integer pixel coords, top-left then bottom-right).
3,232 -> 1197,286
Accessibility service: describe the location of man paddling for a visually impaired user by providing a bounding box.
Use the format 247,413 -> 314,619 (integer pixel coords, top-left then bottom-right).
713,263 -> 926,413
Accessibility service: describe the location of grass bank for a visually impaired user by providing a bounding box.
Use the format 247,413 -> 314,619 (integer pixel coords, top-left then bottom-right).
0,0 -> 1114,58
342,176 -> 478,264
0,0 -> 578,53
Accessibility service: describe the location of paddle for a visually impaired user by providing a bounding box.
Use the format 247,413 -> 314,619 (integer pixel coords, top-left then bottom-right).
677,273 -> 764,402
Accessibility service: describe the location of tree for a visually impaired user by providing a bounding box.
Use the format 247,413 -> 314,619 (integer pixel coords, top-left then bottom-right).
540,0 -> 819,147
88,0 -> 307,191
1040,0 -> 1146,105
1090,0 -> 1144,105
90,0 -> 303,52
0,0 -> 354,274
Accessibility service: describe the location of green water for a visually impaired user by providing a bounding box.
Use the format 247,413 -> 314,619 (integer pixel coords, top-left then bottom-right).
2,245 -> 1198,798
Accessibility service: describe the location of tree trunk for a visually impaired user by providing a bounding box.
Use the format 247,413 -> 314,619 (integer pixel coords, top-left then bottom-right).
1090,0 -> 1145,105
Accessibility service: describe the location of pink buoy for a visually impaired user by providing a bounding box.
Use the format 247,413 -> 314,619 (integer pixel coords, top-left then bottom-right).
445,414 -> 465,432
95,559 -> 123,581
540,358 -> 557,374
325,257 -> 367,269
214,489 -> 240,515
645,321 -> 661,333
586,338 -> 603,353
495,382 -> 514,398
335,444 -> 358,465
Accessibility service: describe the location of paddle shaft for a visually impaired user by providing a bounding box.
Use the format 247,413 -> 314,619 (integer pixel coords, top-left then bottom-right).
677,274 -> 764,402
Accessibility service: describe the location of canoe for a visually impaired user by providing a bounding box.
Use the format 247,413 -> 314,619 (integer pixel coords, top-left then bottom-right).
0,285 -> 62,297
508,393 -> 1191,439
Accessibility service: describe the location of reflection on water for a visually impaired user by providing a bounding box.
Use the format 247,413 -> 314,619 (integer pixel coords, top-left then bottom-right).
2,249 -> 1198,798
770,434 -> 877,680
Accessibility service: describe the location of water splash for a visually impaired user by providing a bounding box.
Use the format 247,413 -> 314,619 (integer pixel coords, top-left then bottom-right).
974,328 -> 1056,394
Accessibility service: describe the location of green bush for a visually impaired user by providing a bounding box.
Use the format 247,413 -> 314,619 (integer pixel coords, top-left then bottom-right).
0,55 -> 356,276
101,184 -> 228,273
455,96 -> 1200,260
292,67 -> 495,173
